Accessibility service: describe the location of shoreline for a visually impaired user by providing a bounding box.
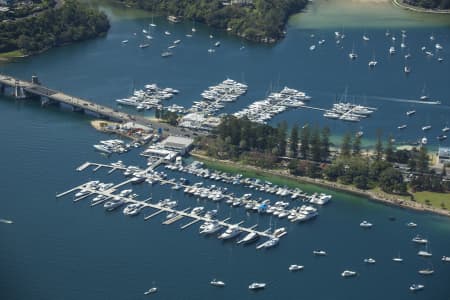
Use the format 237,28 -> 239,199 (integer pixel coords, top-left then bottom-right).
392,0 -> 450,14
191,152 -> 450,218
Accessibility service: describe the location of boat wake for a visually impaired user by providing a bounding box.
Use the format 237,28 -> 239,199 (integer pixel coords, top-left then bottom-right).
367,95 -> 450,109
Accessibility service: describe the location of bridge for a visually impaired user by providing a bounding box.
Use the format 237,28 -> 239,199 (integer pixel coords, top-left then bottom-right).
0,73 -> 198,137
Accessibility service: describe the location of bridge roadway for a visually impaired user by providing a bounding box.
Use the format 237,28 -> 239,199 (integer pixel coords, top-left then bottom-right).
0,73 -> 197,138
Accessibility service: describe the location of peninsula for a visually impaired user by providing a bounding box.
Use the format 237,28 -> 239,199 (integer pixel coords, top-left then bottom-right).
115,0 -> 308,43
0,0 -> 110,59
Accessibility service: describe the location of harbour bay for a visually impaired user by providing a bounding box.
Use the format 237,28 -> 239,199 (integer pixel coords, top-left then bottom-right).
1,0 -> 450,299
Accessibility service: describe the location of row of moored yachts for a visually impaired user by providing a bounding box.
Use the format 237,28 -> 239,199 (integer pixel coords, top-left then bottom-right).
115,83 -> 179,111
323,102 -> 377,122
233,86 -> 311,124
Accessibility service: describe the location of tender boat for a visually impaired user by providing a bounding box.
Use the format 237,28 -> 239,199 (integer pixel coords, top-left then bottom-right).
288,264 -> 304,271
407,222 -> 417,227
248,282 -> 266,290
139,43 -> 150,49
210,279 -> 225,287
364,258 -> 376,264
409,284 -> 424,292
360,220 -> 373,228
437,135 -> 447,141
144,287 -> 157,295
341,270 -> 357,277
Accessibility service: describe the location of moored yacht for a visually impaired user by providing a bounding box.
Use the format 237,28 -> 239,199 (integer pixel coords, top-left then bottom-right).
199,220 -> 223,235
104,198 -> 125,211
341,270 -> 357,277
418,269 -> 434,275
360,220 -> 373,228
256,237 -> 279,249
407,222 -> 417,227
288,264 -> 304,271
218,226 -> 242,240
412,235 -> 428,244
409,284 -> 424,292
313,250 -> 327,256
364,258 -> 376,264
248,282 -> 266,290
406,110 -> 416,116
237,232 -> 260,245
398,124 -> 407,130
210,279 -> 225,287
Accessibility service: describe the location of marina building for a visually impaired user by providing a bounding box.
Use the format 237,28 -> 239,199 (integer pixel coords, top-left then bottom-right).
438,147 -> 450,164
142,135 -> 194,160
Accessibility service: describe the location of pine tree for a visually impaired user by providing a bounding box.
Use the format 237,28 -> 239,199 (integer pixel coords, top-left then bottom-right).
416,146 -> 429,173
320,126 -> 331,161
385,135 -> 394,162
340,132 -> 352,157
300,126 -> 310,159
375,129 -> 383,161
310,126 -> 321,161
290,124 -> 299,158
352,134 -> 361,156
277,121 -> 288,157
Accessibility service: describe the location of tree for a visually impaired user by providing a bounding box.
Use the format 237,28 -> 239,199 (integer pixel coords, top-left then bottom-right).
276,121 -> 288,157
310,126 -> 321,162
352,134 -> 361,156
385,135 -> 394,162
416,146 -> 429,173
299,126 -> 310,159
379,167 -> 406,193
320,126 -> 330,161
375,129 -> 383,161
354,175 -> 368,189
340,132 -> 352,157
289,124 -> 299,158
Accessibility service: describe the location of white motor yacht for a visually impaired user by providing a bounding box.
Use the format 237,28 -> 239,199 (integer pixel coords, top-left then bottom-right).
210,279 -> 225,287
237,232 -> 260,245
288,264 -> 304,271
313,250 -> 327,256
360,220 -> 373,228
398,124 -> 407,130
104,199 -> 125,211
442,256 -> 450,262
256,238 -> 279,249
409,284 -> 424,292
341,270 -> 357,277
364,258 -> 376,264
412,235 -> 428,244
218,226 -> 241,240
248,282 -> 266,290
407,222 -> 417,227
144,287 -> 157,295
200,221 -> 223,235
418,269 -> 434,275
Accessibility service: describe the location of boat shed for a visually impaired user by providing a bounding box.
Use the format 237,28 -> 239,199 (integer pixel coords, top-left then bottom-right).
160,136 -> 194,155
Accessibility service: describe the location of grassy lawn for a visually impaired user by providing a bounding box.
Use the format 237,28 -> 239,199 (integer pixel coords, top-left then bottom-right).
369,187 -> 412,201
413,191 -> 449,210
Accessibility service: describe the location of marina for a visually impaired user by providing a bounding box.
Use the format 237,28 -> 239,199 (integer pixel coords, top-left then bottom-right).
1,1 -> 450,299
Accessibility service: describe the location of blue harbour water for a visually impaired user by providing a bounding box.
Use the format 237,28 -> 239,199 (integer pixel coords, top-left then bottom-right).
1,1 -> 450,299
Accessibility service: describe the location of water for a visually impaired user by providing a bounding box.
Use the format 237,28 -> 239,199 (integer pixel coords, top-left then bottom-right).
1,1 -> 450,299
